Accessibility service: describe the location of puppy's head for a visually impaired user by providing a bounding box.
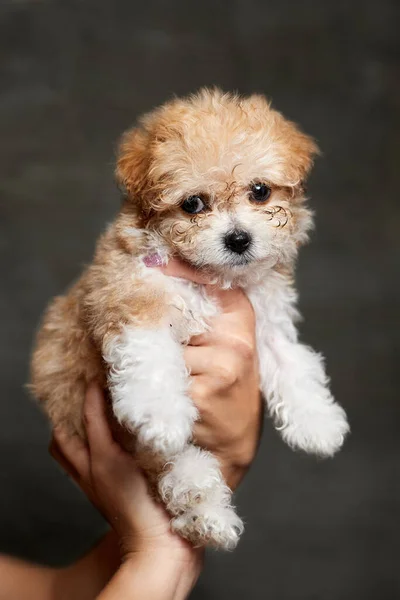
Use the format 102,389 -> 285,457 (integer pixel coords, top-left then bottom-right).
117,89 -> 318,274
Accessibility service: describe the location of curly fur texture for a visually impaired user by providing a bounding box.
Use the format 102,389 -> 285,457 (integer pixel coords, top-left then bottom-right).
30,89 -> 349,550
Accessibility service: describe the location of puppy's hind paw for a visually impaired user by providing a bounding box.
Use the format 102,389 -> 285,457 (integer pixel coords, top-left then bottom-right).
159,446 -> 227,515
171,502 -> 244,550
280,401 -> 350,457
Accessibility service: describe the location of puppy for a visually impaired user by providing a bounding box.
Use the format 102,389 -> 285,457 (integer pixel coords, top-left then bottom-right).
31,89 -> 349,550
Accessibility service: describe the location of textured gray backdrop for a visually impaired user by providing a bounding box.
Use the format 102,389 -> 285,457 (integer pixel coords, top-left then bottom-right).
0,0 -> 399,598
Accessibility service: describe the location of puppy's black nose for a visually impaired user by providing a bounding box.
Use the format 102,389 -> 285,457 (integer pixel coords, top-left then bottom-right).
224,230 -> 252,254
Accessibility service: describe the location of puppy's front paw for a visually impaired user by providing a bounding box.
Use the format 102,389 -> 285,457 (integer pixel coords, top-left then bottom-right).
279,401 -> 349,457
136,404 -> 197,457
137,426 -> 187,456
171,502 -> 243,550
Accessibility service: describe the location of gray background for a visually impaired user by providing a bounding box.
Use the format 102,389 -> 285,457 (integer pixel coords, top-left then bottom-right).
0,0 -> 399,598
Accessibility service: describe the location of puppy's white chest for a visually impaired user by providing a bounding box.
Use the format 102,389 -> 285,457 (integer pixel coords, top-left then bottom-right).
167,279 -> 219,343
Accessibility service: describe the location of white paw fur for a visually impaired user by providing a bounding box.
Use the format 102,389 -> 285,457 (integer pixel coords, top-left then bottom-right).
276,399 -> 349,456
171,501 -> 244,551
268,341 -> 350,457
159,445 -> 230,514
159,446 -> 242,549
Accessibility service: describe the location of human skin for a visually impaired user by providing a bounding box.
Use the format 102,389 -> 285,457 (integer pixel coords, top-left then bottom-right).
0,258 -> 262,600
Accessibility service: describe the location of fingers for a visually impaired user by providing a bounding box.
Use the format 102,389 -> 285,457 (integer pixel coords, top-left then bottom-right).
160,258 -> 214,285
51,428 -> 90,481
49,437 -> 81,481
192,420 -> 215,447
49,383 -> 113,481
189,375 -> 216,410
205,285 -> 252,314
184,345 -> 212,375
83,382 -> 117,460
187,332 -> 210,347
188,326 -> 255,363
188,316 -> 254,349
185,345 -> 240,379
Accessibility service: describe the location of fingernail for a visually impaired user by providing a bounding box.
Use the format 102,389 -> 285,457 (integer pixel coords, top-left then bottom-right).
143,253 -> 164,268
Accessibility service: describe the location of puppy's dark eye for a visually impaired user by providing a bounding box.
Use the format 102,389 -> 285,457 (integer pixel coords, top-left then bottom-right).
181,195 -> 206,214
250,183 -> 271,203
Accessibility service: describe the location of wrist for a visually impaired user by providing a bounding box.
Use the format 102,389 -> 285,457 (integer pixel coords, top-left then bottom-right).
118,527 -> 201,563
117,547 -> 204,599
123,543 -> 204,574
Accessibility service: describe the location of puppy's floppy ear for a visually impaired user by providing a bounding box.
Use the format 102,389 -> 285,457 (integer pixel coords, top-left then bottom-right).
248,94 -> 319,185
285,123 -> 320,183
115,127 -> 150,199
269,112 -> 320,185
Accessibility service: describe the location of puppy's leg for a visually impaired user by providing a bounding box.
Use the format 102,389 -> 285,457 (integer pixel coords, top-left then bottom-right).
260,334 -> 349,456
104,326 -> 197,458
159,445 -> 243,550
249,274 -> 349,457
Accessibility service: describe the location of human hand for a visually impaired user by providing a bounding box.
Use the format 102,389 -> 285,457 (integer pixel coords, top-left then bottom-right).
160,258 -> 263,490
50,385 -> 202,568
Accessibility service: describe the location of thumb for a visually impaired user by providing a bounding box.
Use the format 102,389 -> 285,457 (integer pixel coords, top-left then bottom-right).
159,258 -> 215,285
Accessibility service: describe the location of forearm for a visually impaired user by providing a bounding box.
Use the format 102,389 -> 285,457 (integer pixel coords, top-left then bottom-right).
0,554 -> 57,600
55,531 -> 121,600
0,532 -> 120,600
97,549 -> 203,600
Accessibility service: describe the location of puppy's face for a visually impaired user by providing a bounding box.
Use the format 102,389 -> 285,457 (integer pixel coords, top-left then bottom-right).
117,89 -> 318,274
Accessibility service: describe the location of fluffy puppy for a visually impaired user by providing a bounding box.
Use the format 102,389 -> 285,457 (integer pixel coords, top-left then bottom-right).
31,89 -> 349,550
